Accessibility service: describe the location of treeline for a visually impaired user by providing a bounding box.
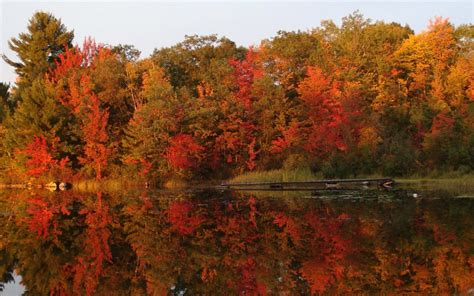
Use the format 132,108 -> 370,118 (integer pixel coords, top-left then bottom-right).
0,12 -> 473,183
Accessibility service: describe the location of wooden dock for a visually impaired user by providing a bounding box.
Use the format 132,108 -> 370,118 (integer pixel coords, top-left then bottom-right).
219,178 -> 394,190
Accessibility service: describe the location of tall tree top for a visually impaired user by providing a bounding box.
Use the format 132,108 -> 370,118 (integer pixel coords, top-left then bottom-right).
3,12 -> 74,88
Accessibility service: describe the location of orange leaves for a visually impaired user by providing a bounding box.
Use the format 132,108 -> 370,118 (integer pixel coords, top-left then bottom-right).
358,127 -> 382,149
196,81 -> 214,99
141,65 -> 172,102
47,38 -> 112,179
270,122 -> 300,154
79,92 -> 110,180
49,46 -> 83,83
298,67 -> 335,104
245,137 -> 258,171
200,267 -> 217,283
297,67 -> 354,156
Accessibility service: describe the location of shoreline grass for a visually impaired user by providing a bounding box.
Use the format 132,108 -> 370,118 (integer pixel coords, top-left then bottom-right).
228,169 -> 474,186
229,168 -> 320,184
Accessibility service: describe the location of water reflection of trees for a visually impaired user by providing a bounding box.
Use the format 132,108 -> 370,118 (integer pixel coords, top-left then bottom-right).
0,190 -> 473,295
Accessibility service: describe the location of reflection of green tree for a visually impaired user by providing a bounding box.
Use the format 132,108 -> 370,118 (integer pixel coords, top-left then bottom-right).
0,190 -> 473,295
0,216 -> 15,293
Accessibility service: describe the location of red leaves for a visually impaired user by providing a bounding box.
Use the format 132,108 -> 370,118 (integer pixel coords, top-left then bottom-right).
166,201 -> 203,235
298,211 -> 352,294
229,48 -> 262,110
19,135 -> 70,178
26,198 -> 55,238
48,38 -> 111,179
21,135 -> 57,176
270,122 -> 299,154
430,112 -> 455,136
246,138 -> 258,171
72,193 -> 112,296
165,134 -> 204,170
297,67 -> 355,156
79,92 -> 110,180
248,196 -> 257,228
50,46 -> 83,83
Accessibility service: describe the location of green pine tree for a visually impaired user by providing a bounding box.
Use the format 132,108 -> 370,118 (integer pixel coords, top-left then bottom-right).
2,78 -> 72,158
0,83 -> 10,122
2,11 -> 74,102
1,12 -> 75,174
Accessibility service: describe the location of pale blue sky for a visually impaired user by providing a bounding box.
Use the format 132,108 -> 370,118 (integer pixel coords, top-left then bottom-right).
1,1 -> 473,84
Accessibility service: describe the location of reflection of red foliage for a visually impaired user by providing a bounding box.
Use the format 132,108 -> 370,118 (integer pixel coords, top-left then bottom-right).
272,212 -> 301,247
248,196 -> 257,228
237,257 -> 258,294
432,224 -> 456,244
72,193 -> 112,296
166,201 -> 203,235
26,198 -> 55,238
299,211 -> 351,294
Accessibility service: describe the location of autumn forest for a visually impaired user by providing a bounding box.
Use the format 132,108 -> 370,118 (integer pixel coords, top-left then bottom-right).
1,9 -> 474,296
1,12 -> 474,184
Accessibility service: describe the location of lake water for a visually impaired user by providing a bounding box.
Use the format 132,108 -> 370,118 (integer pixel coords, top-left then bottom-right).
0,186 -> 473,295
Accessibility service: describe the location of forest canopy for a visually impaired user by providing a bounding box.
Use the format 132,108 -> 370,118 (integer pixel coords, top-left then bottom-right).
1,11 -> 473,183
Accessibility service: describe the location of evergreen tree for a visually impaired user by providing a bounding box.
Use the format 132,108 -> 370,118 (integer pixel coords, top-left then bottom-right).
1,12 -> 74,175
2,11 -> 73,102
2,78 -> 70,156
0,83 -> 10,122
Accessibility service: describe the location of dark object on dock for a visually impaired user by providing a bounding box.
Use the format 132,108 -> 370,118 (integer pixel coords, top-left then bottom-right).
325,182 -> 341,189
381,180 -> 394,189
220,178 -> 394,190
59,182 -> 72,190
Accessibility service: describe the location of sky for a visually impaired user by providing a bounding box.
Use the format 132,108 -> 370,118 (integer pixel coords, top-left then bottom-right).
1,1 -> 473,84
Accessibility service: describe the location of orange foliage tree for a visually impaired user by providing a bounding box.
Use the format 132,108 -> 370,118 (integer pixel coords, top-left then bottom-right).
47,38 -> 112,179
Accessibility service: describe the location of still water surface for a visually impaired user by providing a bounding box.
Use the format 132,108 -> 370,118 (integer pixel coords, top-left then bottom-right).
0,186 -> 473,295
